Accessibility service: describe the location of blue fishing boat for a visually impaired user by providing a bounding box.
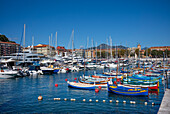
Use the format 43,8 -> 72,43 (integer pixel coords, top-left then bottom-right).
107,81 -> 148,96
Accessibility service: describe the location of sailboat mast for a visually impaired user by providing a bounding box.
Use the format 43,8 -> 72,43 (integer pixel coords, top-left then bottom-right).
91,38 -> 93,59
100,44 -> 101,59
32,36 -> 34,62
110,36 -> 112,60
106,38 -> 108,61
87,37 -> 89,58
49,35 -> 50,57
72,29 -> 74,56
96,42 -> 97,64
55,32 -> 57,54
23,24 -> 26,63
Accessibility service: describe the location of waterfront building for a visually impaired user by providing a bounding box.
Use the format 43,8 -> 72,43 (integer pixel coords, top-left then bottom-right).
34,44 -> 56,56
150,46 -> 170,51
0,42 -> 22,56
56,46 -> 67,56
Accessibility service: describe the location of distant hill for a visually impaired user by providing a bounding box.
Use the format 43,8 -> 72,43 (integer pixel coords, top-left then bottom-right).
87,43 -> 128,50
0,35 -> 16,43
142,47 -> 148,50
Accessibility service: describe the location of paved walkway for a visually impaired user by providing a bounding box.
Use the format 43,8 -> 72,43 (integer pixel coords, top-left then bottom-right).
158,89 -> 170,114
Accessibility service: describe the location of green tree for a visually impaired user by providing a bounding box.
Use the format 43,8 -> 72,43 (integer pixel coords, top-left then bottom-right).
144,48 -> 151,56
135,49 -> 139,57
0,35 -> 16,43
151,50 -> 158,58
0,35 -> 9,42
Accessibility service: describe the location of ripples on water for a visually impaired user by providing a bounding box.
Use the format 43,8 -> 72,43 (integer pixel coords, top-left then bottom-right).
0,69 -> 165,113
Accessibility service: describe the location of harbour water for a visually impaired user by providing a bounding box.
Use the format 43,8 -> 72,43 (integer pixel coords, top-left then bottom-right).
0,69 -> 166,113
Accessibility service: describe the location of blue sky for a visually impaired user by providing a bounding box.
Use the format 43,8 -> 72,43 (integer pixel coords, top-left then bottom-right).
0,0 -> 170,49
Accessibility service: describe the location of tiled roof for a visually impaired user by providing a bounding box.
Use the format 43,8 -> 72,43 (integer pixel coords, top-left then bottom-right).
0,42 -> 20,45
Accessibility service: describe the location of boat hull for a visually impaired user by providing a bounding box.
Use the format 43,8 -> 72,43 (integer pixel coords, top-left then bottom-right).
107,83 -> 148,96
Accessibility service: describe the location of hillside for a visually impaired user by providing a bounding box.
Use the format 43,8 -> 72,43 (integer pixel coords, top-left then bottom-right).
0,35 -> 16,43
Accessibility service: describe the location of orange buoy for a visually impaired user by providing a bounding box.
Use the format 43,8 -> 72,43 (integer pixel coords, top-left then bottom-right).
55,84 -> 58,87
65,79 -> 68,81
95,88 -> 99,93
74,78 -> 77,80
38,95 -> 43,100
98,86 -> 101,90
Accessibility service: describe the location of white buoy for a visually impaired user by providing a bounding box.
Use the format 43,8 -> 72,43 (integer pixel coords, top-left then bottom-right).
89,99 -> 92,102
132,101 -> 136,104
38,96 -> 43,100
83,99 -> 86,102
64,98 -> 67,101
71,98 -> 75,101
145,102 -> 147,105
103,100 -> 106,102
123,101 -> 126,103
109,100 -> 112,103
130,101 -> 133,104
152,102 -> 154,105
55,98 -> 60,100
96,100 -> 99,102
116,100 -> 119,103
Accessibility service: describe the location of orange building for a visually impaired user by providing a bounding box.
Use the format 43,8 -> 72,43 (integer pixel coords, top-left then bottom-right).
150,46 -> 170,51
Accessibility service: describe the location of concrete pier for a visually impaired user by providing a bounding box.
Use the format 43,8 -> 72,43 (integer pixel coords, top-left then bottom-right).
158,89 -> 170,114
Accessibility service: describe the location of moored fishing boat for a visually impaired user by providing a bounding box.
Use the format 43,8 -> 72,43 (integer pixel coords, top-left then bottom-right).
107,80 -> 148,96
78,75 -> 108,84
67,81 -> 107,90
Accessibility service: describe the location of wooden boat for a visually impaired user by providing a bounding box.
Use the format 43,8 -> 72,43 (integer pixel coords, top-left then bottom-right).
67,81 -> 107,90
107,81 -> 148,96
119,81 -> 159,90
92,73 -> 123,79
78,76 -> 108,84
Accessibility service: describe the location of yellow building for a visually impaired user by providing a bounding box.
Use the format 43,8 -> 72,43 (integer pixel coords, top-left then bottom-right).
34,44 -> 56,56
